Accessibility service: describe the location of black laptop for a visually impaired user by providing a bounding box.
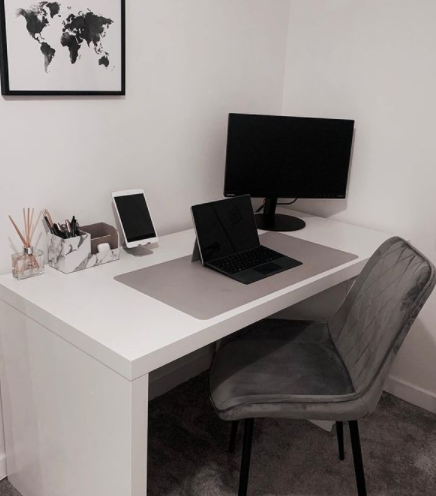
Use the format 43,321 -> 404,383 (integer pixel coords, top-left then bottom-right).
191,195 -> 302,284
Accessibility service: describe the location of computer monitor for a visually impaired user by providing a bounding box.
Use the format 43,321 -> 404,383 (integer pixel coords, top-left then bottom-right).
224,113 -> 355,231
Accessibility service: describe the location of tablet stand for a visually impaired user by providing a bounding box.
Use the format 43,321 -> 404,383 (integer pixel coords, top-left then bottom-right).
191,239 -> 201,263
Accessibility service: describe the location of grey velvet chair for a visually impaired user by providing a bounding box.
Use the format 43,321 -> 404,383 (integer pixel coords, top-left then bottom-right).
209,237 -> 435,496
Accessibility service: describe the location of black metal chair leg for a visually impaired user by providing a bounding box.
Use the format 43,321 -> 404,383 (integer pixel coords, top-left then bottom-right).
229,420 -> 239,453
238,419 -> 255,496
336,421 -> 345,460
349,421 -> 367,496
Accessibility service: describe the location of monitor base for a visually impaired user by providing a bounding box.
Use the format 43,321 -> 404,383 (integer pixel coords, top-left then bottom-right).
255,213 -> 306,232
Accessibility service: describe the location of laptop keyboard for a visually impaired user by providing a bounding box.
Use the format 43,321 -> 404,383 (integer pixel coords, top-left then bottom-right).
210,246 -> 283,274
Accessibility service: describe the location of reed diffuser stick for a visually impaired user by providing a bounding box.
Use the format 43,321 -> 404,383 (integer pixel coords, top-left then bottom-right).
8,215 -> 27,246
26,209 -> 30,245
29,208 -> 34,245
22,209 -> 28,247
30,211 -> 42,242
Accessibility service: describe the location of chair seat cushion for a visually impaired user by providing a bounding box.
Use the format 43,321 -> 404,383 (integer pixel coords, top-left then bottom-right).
210,319 -> 356,421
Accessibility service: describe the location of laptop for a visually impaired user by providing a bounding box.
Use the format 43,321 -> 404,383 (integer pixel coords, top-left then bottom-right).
191,195 -> 302,284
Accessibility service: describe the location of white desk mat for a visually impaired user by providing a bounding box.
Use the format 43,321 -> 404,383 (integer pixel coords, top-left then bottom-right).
115,233 -> 358,320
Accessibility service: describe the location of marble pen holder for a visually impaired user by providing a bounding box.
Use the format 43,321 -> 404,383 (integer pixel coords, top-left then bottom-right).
47,223 -> 120,274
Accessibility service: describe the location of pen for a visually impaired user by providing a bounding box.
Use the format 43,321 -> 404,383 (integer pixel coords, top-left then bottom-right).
44,211 -> 81,239
52,224 -> 61,238
44,215 -> 53,234
72,216 -> 80,236
44,209 -> 54,228
65,220 -> 72,237
55,224 -> 67,239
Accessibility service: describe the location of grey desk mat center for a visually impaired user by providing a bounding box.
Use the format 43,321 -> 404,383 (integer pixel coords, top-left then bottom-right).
115,233 -> 358,320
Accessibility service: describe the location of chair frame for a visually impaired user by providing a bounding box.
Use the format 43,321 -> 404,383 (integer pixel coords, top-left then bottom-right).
215,238 -> 436,496
229,419 -> 367,496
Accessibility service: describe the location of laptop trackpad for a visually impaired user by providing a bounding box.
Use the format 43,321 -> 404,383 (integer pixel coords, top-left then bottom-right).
254,262 -> 282,275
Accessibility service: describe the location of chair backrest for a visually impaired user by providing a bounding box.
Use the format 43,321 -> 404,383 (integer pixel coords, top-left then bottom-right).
329,237 -> 435,395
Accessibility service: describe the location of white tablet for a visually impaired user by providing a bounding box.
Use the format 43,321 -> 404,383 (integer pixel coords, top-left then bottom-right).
112,189 -> 159,248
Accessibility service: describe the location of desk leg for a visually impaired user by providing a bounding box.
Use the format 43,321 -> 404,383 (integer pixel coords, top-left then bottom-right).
131,374 -> 149,496
0,301 -> 149,496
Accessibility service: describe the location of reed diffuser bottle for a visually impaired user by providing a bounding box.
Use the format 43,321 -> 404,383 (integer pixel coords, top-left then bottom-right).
9,209 -> 44,280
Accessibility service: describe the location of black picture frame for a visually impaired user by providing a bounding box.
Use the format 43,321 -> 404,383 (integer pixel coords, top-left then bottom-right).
0,0 -> 126,96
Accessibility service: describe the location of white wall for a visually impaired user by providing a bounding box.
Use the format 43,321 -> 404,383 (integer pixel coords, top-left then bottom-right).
0,0 -> 291,274
0,0 -> 291,478
2,1 -> 436,481
283,0 -> 436,408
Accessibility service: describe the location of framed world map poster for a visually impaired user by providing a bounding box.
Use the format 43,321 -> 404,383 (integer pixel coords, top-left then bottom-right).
0,0 -> 125,95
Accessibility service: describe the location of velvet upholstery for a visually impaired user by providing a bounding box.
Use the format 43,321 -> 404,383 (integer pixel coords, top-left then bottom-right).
210,237 -> 435,422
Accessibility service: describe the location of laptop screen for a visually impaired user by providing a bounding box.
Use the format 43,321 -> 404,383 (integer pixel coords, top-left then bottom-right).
191,195 -> 260,264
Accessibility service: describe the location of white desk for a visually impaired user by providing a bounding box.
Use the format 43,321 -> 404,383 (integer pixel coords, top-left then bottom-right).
0,210 -> 391,496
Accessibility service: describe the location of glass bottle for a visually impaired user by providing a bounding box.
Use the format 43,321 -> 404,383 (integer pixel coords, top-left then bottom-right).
12,246 -> 44,280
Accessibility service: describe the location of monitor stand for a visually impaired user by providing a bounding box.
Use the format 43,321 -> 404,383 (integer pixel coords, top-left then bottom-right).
255,197 -> 306,232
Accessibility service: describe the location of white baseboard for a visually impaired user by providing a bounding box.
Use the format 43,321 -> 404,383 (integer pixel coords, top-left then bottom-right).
0,452 -> 6,481
384,375 -> 436,414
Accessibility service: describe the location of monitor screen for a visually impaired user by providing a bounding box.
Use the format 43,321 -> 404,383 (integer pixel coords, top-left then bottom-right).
191,195 -> 260,263
224,114 -> 355,199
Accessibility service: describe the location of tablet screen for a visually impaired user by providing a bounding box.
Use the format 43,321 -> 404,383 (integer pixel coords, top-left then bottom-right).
191,195 -> 260,263
114,194 -> 157,242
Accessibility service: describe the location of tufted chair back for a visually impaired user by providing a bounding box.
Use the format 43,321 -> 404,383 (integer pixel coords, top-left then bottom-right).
329,237 -> 435,395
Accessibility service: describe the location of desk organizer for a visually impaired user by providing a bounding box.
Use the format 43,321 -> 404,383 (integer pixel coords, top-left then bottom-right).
47,223 -> 120,274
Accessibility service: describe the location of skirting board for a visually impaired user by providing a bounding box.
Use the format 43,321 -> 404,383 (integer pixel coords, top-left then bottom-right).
384,375 -> 436,415
0,453 -> 6,481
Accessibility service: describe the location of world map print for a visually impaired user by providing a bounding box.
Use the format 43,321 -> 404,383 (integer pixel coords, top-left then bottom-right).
16,2 -> 114,72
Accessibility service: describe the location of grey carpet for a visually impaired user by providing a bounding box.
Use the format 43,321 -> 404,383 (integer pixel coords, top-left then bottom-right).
1,373 -> 435,496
